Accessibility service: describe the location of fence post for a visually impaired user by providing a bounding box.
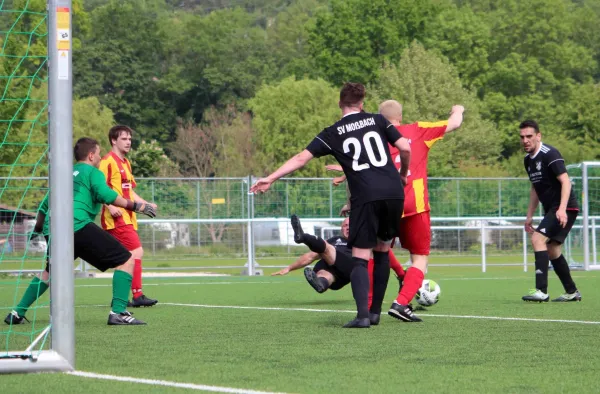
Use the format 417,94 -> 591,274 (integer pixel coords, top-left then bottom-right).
498,179 -> 502,218
246,175 -> 255,276
197,181 -> 201,248
456,179 -> 460,217
151,180 -> 156,256
329,181 -> 333,218
523,228 -> 528,272
480,220 -> 486,273
592,218 -> 597,267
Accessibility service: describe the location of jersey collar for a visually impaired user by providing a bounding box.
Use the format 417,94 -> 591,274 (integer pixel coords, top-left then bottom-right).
110,151 -> 127,163
342,111 -> 361,118
529,143 -> 544,159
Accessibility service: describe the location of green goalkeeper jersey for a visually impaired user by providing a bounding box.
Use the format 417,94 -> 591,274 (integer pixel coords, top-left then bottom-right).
72,162 -> 118,231
38,192 -> 50,236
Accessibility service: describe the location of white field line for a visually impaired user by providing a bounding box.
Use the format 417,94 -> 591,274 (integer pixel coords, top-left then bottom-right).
161,302 -> 600,325
67,371 -> 288,394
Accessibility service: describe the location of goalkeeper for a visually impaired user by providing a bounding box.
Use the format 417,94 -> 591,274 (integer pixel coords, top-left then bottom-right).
4,137 -> 156,326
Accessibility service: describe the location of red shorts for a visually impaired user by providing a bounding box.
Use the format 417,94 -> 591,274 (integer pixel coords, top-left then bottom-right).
397,212 -> 431,255
107,225 -> 141,251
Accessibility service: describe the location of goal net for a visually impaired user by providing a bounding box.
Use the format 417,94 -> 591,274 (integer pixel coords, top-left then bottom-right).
0,0 -> 73,373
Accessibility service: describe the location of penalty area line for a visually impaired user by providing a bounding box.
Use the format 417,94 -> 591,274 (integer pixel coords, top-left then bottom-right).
161,302 -> 600,325
67,371 -> 288,394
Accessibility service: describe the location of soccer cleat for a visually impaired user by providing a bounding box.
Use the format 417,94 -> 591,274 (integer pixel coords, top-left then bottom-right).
290,214 -> 305,244
107,311 -> 146,325
522,289 -> 549,302
130,294 -> 158,308
303,267 -> 326,293
4,310 -> 28,325
343,317 -> 371,328
369,313 -> 380,326
388,302 -> 422,322
551,290 -> 582,302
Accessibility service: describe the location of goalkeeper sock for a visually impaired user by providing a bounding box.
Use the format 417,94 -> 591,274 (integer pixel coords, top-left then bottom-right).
534,251 -> 549,294
370,251 -> 390,314
301,234 -> 327,254
396,267 -> 424,306
15,276 -> 49,317
112,270 -> 133,314
132,258 -> 143,299
551,254 -> 577,294
350,257 -> 370,319
389,251 -> 405,280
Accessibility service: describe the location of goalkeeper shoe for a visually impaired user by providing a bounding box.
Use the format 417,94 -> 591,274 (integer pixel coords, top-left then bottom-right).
388,302 -> 422,322
4,310 -> 28,325
107,311 -> 146,325
522,289 -> 549,302
369,313 -> 380,326
130,294 -> 158,308
303,267 -> 326,293
343,317 -> 371,328
290,214 -> 305,244
551,290 -> 582,302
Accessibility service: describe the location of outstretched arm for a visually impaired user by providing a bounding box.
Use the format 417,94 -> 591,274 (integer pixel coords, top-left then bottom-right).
271,251 -> 319,276
251,150 -> 314,193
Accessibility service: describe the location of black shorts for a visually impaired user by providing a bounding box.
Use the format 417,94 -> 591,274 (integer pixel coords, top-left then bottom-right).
42,224 -> 131,273
313,252 -> 353,291
535,208 -> 578,244
348,199 -> 404,248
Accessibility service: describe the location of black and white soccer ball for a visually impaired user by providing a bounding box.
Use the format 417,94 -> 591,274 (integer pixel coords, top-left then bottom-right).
416,279 -> 441,306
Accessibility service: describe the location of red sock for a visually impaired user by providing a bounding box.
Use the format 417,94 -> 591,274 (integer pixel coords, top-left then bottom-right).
388,250 -> 405,280
395,267 -> 424,305
132,258 -> 143,299
367,258 -> 374,310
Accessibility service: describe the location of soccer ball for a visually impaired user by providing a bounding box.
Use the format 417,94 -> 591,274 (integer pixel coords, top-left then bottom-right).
415,279 -> 441,306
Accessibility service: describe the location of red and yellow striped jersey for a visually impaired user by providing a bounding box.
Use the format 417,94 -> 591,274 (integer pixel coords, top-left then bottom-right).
389,121 -> 448,217
98,152 -> 138,230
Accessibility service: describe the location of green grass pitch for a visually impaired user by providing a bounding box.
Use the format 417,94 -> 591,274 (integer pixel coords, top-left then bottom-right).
1,265 -> 599,393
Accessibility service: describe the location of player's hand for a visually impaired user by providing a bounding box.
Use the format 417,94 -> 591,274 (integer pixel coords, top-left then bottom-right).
556,208 -> 568,228
108,205 -> 122,218
524,216 -> 535,234
135,202 -> 156,218
339,204 -> 350,217
451,105 -> 465,114
332,175 -> 346,186
325,164 -> 343,173
271,267 -> 290,276
399,174 -> 408,186
29,231 -> 41,242
250,178 -> 272,194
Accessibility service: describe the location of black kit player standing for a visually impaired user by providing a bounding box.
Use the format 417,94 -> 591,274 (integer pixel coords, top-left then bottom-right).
519,120 -> 582,302
250,83 -> 411,328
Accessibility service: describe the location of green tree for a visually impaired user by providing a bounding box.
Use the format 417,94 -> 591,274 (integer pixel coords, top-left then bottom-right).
369,42 -> 502,176
72,96 -> 115,154
249,77 -> 341,177
129,140 -> 180,177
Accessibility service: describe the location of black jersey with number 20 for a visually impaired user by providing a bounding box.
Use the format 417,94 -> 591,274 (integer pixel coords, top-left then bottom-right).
524,143 -> 579,213
306,112 -> 404,208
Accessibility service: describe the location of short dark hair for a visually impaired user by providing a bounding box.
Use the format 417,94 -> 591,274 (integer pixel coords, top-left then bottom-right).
519,120 -> 539,133
74,137 -> 99,161
339,82 -> 366,107
108,125 -> 133,146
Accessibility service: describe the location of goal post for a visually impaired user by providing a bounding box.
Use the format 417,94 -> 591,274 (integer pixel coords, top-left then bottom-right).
567,161 -> 600,271
0,0 -> 74,373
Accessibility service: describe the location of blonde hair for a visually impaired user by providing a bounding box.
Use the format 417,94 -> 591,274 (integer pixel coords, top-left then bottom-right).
378,100 -> 403,122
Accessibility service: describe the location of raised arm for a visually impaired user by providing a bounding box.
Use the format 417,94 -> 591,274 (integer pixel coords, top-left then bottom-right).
271,251 -> 319,276
445,105 -> 465,133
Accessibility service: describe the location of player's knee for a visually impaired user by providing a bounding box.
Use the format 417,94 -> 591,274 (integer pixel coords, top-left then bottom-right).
131,247 -> 144,259
531,232 -> 547,249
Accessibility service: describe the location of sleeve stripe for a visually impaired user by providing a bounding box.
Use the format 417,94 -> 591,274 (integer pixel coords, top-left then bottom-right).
417,121 -> 448,128
548,159 -> 564,166
316,136 -> 332,151
386,124 -> 394,128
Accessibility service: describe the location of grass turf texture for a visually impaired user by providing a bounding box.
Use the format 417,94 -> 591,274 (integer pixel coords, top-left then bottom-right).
1,266 -> 599,393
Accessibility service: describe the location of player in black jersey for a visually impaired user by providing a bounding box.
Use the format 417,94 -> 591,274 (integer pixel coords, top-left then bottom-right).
271,217 -> 355,295
519,120 -> 581,303
251,83 -> 411,328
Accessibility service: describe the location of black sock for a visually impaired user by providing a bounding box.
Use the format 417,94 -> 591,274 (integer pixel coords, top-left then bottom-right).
551,254 -> 577,294
370,251 -> 390,314
350,257 -> 370,319
534,251 -> 549,293
317,277 -> 330,291
302,234 -> 327,254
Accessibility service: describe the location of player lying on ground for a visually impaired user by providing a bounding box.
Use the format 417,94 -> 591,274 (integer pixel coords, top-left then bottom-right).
100,125 -> 158,308
4,137 -> 156,326
519,120 -> 581,303
251,82 -> 411,328
328,100 -> 464,322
